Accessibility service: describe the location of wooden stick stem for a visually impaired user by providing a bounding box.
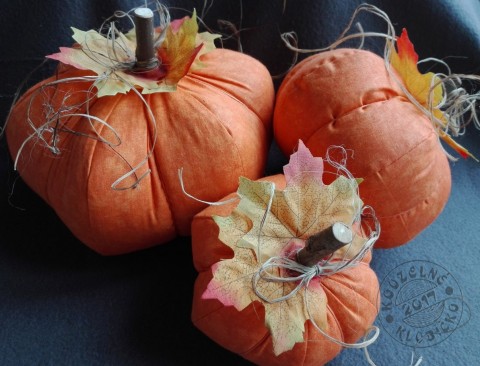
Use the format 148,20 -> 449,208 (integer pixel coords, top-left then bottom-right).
296,223 -> 353,267
134,8 -> 159,71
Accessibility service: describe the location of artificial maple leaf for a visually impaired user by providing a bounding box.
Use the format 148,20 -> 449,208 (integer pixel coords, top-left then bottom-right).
390,28 -> 443,109
390,28 -> 475,160
47,10 -> 219,96
157,9 -> 203,85
48,27 -> 159,97
202,141 -> 369,355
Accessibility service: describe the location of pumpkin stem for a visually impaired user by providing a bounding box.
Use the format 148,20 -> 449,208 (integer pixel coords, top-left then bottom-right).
133,8 -> 159,71
296,223 -> 352,267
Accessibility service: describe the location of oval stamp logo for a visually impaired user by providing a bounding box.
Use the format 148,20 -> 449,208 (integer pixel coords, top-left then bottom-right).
379,260 -> 464,348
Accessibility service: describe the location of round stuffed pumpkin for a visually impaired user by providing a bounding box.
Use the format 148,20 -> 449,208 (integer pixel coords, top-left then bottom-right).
191,174 -> 380,365
274,48 -> 451,248
6,48 -> 274,255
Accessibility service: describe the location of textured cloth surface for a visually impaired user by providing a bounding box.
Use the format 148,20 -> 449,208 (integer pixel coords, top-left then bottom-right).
1,0 -> 479,365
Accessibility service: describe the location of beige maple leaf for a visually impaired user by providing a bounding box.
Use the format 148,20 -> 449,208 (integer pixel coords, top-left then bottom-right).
47,9 -> 220,96
202,142 -> 372,355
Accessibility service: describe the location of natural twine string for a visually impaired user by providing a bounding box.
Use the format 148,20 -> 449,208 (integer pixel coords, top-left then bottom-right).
179,165 -> 276,261
11,71 -> 157,190
178,167 -> 239,206
3,1 -> 177,190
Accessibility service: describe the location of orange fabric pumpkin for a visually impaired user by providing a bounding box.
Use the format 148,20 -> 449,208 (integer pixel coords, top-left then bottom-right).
273,48 -> 451,248
191,173 -> 380,365
6,48 -> 274,255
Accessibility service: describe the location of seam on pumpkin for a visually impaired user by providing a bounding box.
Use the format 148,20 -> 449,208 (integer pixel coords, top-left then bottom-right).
305,95 -> 408,143
178,83 -> 248,186
44,86 -> 101,206
305,104 -> 438,244
322,267 -> 379,311
281,49 -> 353,91
191,216 -> 236,272
146,94 -> 180,237
343,94 -> 408,120
191,300 -> 226,324
324,289 -> 346,344
361,128 -> 439,240
84,97 -> 116,237
189,70 -> 248,91
182,75 -> 272,184
83,95 -> 127,245
375,179 -> 445,219
183,86 -> 235,139
239,302 -> 272,357
373,171 -> 410,240
373,126 -> 436,194
320,277 -> 380,347
193,300 -> 272,358
185,73 -> 266,129
38,71 -> 97,208
305,97 -> 433,175
300,49 -> 362,81
240,330 -> 271,358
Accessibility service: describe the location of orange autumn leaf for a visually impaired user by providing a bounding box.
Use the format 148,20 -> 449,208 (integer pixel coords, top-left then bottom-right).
390,28 -> 443,110
391,28 -> 476,160
440,133 -> 472,160
157,9 -> 203,85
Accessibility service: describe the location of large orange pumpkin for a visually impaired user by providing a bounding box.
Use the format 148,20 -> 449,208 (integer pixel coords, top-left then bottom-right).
191,162 -> 380,366
274,48 -> 451,248
6,44 -> 274,254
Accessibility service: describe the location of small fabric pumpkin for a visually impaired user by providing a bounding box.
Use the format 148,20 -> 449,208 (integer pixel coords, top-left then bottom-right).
273,26 -> 466,248
191,142 -> 380,365
5,7 -> 274,255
